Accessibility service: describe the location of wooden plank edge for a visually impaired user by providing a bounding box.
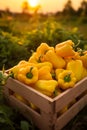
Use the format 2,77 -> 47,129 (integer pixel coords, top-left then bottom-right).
55,95 -> 87,130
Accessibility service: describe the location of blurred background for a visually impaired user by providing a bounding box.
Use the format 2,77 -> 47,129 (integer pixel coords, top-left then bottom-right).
0,0 -> 87,69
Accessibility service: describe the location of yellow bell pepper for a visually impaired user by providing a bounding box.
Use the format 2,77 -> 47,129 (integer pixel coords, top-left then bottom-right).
55,40 -> 75,58
44,50 -> 66,69
9,65 -> 22,79
58,70 -> 76,90
9,60 -> 28,78
56,40 -> 74,47
17,66 -> 38,85
71,51 -> 80,60
58,106 -> 68,116
13,93 -> 28,104
28,52 -> 42,63
38,65 -> 53,80
36,61 -> 53,70
55,68 -> 64,80
81,66 -> 87,79
73,48 -> 87,68
9,60 -> 36,79
36,42 -> 54,56
79,52 -> 87,68
18,60 -> 29,66
35,43 -> 55,62
29,102 -> 39,111
66,59 -> 83,81
64,51 -> 80,64
34,80 -> 58,97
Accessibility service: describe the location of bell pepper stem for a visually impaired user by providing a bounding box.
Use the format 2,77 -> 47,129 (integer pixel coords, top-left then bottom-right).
64,74 -> 71,82
26,67 -> 33,79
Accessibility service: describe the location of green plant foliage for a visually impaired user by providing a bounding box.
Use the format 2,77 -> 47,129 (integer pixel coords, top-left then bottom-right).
24,20 -> 87,53
0,85 -> 36,130
0,104 -> 36,130
20,120 -> 36,130
0,19 -> 12,33
0,105 -> 15,130
0,19 -> 87,70
0,31 -> 30,69
0,71 -> 7,86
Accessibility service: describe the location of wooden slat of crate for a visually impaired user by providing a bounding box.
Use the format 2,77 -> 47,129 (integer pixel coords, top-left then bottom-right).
5,95 -> 55,130
54,77 -> 87,112
55,94 -> 87,130
6,77 -> 55,113
8,95 -> 42,128
5,94 -> 87,130
5,77 -> 87,114
4,77 -> 87,130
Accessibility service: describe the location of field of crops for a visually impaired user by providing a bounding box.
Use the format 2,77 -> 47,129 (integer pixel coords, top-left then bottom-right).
0,13 -> 87,69
0,12 -> 87,130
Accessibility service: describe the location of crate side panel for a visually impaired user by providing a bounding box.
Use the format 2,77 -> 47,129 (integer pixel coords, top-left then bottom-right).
3,86 -> 9,97
5,78 -> 54,113
7,95 -> 56,130
54,78 -> 87,112
40,111 -> 57,130
7,95 -> 45,129
55,95 -> 87,130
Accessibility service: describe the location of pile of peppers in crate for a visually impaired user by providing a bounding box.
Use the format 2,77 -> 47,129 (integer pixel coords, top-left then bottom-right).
8,40 -> 87,98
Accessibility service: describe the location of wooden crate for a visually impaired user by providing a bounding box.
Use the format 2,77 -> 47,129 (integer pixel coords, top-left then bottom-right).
3,77 -> 87,130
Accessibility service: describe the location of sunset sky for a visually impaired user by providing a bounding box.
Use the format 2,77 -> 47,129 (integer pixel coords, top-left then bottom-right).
0,0 -> 86,13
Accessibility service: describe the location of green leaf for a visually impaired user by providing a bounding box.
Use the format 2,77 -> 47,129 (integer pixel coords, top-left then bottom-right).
0,114 -> 8,123
20,121 -> 30,130
0,71 -> 3,79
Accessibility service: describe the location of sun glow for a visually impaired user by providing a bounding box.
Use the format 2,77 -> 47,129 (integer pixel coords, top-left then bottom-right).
28,0 -> 39,7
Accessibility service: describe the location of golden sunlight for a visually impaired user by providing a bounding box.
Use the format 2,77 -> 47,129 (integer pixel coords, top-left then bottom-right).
28,0 -> 39,7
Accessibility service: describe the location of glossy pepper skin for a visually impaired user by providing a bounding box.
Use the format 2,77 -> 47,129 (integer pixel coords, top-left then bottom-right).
74,49 -> 87,68
9,61 -> 35,79
9,61 -> 27,79
66,59 -> 83,82
55,68 -> 64,80
79,51 -> 87,68
28,52 -> 42,63
38,65 -> 53,80
36,61 -> 53,70
72,48 -> 87,68
34,80 -> 58,97
9,65 -> 20,79
44,50 -> 66,69
18,60 -> 29,66
81,66 -> 87,79
36,43 -> 54,62
9,64 -> 28,79
36,42 -> 54,56
17,66 -> 38,85
56,40 -> 74,47
58,70 -> 76,90
55,40 -> 75,58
